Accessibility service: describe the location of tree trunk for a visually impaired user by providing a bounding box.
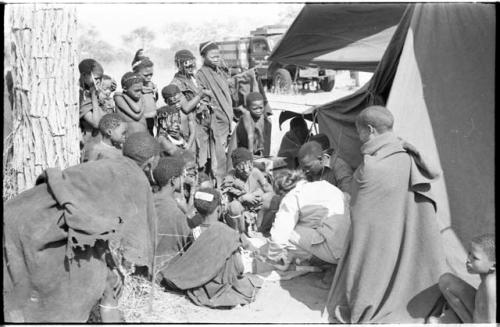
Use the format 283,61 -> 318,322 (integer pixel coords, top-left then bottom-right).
9,4 -> 80,194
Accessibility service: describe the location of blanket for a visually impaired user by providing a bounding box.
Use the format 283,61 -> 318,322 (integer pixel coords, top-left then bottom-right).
162,222 -> 262,308
326,132 -> 447,323
277,131 -> 304,169
3,157 -> 156,322
154,191 -> 193,273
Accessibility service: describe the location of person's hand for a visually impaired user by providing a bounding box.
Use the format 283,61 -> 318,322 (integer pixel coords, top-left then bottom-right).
200,88 -> 213,98
399,138 -> 419,156
241,193 -> 261,205
110,79 -> 117,92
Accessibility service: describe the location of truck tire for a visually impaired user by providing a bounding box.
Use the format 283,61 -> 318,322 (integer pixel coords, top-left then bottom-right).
320,76 -> 335,92
273,68 -> 293,93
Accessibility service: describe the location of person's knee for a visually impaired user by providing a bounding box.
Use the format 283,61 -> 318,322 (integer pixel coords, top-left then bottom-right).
227,200 -> 244,217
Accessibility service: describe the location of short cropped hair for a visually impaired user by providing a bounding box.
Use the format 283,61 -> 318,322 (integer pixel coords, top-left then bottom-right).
98,113 -> 125,135
123,132 -> 160,166
298,141 -> 323,161
121,72 -> 144,89
194,187 -> 221,216
356,105 -> 394,133
153,156 -> 185,187
309,133 -> 330,151
471,234 -> 495,261
78,58 -> 102,75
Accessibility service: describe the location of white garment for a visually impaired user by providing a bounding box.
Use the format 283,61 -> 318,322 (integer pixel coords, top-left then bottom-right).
269,180 -> 350,263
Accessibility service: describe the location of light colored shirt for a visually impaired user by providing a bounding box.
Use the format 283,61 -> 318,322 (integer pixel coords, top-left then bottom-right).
270,180 -> 349,255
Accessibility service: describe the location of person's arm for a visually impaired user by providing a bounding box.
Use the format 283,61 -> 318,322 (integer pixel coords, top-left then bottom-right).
158,134 -> 179,156
331,155 -> 354,194
269,190 -> 300,246
241,111 -> 255,154
180,89 -> 213,114
484,275 -> 496,323
186,113 -> 196,150
80,90 -> 103,129
114,94 -> 143,121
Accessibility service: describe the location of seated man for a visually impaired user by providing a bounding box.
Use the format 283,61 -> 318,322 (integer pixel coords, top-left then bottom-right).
432,234 -> 496,323
309,133 -> 353,193
267,142 -> 350,267
152,156 -> 193,274
3,132 -> 161,322
161,188 -> 262,308
277,116 -> 310,169
221,147 -> 273,234
234,92 -> 268,157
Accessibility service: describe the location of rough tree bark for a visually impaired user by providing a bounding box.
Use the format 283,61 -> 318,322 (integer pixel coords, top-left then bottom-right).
10,4 -> 80,194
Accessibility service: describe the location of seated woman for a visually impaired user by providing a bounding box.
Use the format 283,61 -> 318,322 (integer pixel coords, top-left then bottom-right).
161,188 -> 262,308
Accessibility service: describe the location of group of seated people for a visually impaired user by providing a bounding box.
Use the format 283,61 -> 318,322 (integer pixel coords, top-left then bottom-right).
4,45 -> 495,323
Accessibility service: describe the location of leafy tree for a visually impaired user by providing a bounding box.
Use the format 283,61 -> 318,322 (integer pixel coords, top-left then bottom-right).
122,26 -> 156,50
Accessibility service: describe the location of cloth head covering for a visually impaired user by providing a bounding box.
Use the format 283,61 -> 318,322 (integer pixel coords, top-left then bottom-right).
194,187 -> 221,216
132,56 -> 154,72
123,132 -> 160,166
245,92 -> 264,107
153,156 -> 185,187
78,58 -> 102,75
121,72 -> 144,89
231,147 -> 253,167
162,84 -> 181,99
199,41 -> 219,56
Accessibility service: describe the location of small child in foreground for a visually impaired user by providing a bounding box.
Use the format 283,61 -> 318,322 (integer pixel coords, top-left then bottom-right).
114,72 -> 146,127
86,113 -> 127,161
432,233 -> 496,323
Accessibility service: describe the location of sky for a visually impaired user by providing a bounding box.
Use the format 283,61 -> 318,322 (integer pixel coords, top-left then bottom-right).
75,3 -> 303,48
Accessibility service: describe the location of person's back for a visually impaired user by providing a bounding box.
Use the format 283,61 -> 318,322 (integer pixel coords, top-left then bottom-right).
327,105 -> 446,323
152,157 -> 193,267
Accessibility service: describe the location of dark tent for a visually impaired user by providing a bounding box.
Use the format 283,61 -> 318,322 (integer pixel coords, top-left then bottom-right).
306,3 -> 494,291
269,4 -> 407,71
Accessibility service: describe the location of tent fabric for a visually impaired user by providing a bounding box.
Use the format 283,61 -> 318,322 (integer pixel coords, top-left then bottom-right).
3,158 -> 157,322
316,3 -> 494,293
269,4 -> 408,72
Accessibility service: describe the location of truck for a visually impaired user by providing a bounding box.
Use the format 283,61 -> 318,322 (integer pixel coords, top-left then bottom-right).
216,25 -> 336,93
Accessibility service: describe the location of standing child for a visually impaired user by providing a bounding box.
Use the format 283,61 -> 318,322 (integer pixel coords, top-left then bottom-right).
87,113 -> 127,161
233,92 -> 268,157
432,234 -> 496,323
79,58 -> 105,162
132,56 -> 158,135
114,72 -> 146,128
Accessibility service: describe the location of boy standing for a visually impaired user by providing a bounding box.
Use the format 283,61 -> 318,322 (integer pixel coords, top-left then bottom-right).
233,92 -> 268,157
114,72 -> 147,128
87,113 -> 127,161
434,234 -> 496,323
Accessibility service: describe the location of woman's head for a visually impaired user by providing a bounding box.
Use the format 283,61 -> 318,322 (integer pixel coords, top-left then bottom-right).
78,59 -> 103,89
